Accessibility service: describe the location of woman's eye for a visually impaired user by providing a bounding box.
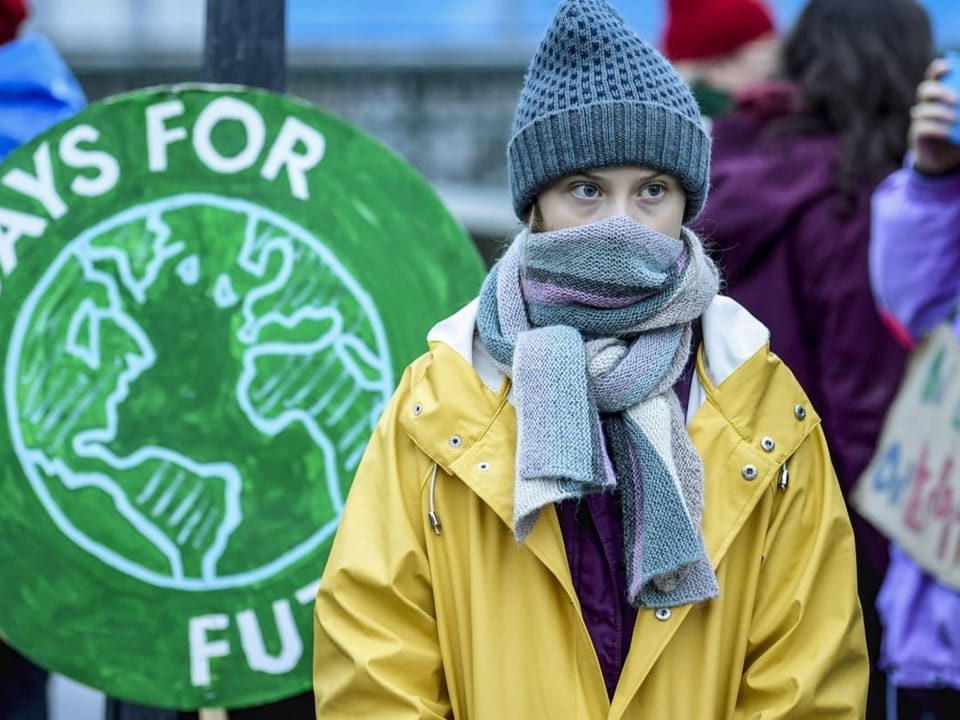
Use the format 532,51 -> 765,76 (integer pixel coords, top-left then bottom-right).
571,183 -> 600,199
641,183 -> 667,199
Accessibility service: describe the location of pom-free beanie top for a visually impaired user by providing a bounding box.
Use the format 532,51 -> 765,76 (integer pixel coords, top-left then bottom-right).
507,0 -> 711,222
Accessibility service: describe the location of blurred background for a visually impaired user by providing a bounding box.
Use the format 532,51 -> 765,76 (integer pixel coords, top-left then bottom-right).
25,0 -> 960,253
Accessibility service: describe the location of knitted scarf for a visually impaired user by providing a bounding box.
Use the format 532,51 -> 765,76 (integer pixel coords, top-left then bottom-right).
476,215 -> 721,608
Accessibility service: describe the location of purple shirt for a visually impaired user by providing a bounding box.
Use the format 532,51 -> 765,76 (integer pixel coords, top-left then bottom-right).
869,165 -> 960,690
555,328 -> 698,699
556,492 -> 636,699
870,166 -> 960,342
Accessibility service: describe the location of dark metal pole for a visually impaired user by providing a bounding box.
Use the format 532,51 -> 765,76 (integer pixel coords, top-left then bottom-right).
202,0 -> 287,92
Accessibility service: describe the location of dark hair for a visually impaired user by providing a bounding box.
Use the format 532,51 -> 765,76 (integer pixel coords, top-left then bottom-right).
779,0 -> 932,200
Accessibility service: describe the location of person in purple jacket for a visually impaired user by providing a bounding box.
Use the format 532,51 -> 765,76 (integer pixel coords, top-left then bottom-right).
869,55 -> 960,720
691,1 -> 934,716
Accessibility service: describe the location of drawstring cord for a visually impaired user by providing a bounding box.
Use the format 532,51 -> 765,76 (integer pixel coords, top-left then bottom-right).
778,462 -> 789,492
428,463 -> 442,535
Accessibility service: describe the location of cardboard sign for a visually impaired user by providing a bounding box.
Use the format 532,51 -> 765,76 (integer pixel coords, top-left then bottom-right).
853,324 -> 960,590
0,85 -> 485,709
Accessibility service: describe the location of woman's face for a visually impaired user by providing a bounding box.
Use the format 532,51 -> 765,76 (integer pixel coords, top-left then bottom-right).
535,166 -> 687,238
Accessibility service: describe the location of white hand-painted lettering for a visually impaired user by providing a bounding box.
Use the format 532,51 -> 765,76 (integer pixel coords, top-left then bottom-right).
236,600 -> 303,674
147,100 -> 189,173
193,97 -> 267,175
261,116 -> 325,200
0,206 -> 47,277
2,142 -> 68,219
60,125 -> 121,197
189,614 -> 231,686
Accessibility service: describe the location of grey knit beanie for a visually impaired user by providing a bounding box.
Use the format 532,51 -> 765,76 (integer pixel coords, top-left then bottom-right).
508,0 -> 711,222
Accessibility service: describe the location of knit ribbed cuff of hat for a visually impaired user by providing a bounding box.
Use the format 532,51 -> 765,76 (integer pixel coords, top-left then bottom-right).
507,101 -> 711,223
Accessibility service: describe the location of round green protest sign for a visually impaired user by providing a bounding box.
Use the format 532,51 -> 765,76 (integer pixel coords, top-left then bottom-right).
0,85 -> 485,709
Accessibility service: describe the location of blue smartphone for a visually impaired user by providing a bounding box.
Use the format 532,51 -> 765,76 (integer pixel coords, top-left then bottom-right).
942,50 -> 960,146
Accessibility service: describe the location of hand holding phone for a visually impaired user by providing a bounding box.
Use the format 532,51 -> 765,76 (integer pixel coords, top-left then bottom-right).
941,50 -> 960,146
911,54 -> 960,174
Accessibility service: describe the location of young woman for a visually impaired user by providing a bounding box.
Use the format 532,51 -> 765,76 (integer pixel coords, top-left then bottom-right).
313,1 -> 868,717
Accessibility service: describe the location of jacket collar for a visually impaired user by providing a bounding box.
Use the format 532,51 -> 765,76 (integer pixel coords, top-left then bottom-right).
426,294 -> 771,416
405,294 -> 800,530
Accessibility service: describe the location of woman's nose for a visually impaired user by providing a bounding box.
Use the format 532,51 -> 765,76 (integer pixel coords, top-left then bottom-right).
606,196 -> 633,219
605,196 -> 642,223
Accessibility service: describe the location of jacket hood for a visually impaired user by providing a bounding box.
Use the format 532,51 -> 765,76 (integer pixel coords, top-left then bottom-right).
404,293 -> 816,548
426,294 -> 770,426
0,34 -> 86,160
692,81 -> 839,286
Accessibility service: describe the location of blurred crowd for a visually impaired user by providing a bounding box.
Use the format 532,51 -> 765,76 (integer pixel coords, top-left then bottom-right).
664,1 -> 958,717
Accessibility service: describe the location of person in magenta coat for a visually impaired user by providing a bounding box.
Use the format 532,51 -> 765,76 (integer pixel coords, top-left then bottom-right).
869,55 -> 960,720
691,1 -> 934,716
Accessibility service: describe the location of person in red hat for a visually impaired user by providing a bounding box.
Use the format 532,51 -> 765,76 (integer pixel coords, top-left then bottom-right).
661,0 -> 779,120
0,0 -> 86,160
0,0 -> 25,45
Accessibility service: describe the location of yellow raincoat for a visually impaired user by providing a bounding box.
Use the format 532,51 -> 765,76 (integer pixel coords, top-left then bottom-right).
314,297 -> 868,719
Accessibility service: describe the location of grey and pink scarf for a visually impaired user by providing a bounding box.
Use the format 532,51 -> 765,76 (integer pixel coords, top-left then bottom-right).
477,215 -> 720,608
